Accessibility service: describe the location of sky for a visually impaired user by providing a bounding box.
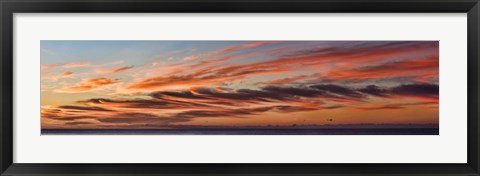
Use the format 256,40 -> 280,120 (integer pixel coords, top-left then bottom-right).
41,41 -> 439,129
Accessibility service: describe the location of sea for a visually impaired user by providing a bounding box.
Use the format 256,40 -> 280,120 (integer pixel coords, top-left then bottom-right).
41,128 -> 439,135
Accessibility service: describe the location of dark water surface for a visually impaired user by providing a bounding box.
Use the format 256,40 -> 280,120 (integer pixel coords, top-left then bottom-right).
42,128 -> 439,135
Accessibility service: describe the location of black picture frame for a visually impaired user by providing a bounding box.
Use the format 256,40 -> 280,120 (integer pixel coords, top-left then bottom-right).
1,0 -> 479,175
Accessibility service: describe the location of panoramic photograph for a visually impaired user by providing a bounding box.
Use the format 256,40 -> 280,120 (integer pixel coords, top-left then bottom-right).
41,40 -> 439,135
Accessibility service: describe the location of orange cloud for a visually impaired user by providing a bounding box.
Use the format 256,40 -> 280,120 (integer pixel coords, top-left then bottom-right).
44,82 -> 439,129
41,41 -> 439,130
42,71 -> 74,80
242,41 -> 276,48
41,62 -> 90,70
63,85 -> 95,92
221,41 -> 277,53
126,43 -> 437,91
221,46 -> 239,53
96,66 -> 134,74
127,65 -> 288,90
63,71 -> 73,76
61,77 -> 119,93
275,41 -> 438,70
326,57 -> 438,81
87,78 -> 119,86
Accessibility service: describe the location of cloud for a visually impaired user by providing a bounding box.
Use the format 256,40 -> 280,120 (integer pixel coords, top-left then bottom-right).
96,113 -> 174,124
152,85 -> 350,109
42,62 -> 90,70
41,41 -> 439,129
128,41 -> 438,91
152,83 -> 439,106
173,106 -> 277,119
57,105 -> 113,111
390,84 -> 439,101
221,41 -> 277,53
355,101 -> 438,111
63,62 -> 90,68
357,85 -> 388,97
78,97 -> 212,110
257,74 -> 312,85
242,41 -> 277,48
60,77 -> 119,93
43,82 -> 439,128
281,41 -> 438,65
390,84 -> 438,96
151,86 -> 320,104
166,105 -> 318,122
183,55 -> 199,61
221,46 -> 239,53
42,71 -> 74,80
179,41 -> 277,63
65,122 -> 94,125
262,86 -> 326,97
356,83 -> 439,102
96,66 -> 134,74
325,57 -> 438,81
274,105 -> 318,112
86,78 -> 119,86
63,71 -> 73,76
43,106 -> 190,127
47,115 -> 98,121
311,84 -> 363,98
41,64 -> 58,69
126,64 -> 288,91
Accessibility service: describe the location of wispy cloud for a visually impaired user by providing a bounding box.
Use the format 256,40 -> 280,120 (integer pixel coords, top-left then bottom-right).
96,66 -> 134,74
59,77 -> 119,93
221,41 -> 278,53
41,71 -> 74,81
43,82 -> 438,128
42,61 -> 90,70
41,41 -> 439,129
